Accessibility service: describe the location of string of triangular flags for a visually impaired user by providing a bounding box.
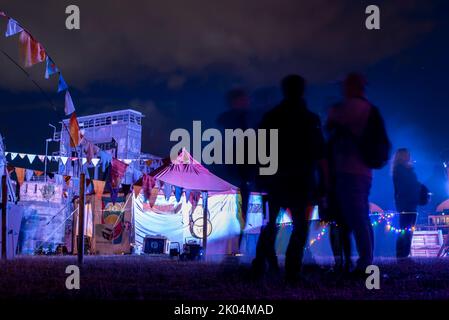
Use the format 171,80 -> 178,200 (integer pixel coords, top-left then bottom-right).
7,162 -> 203,208
1,12 -> 75,117
4,151 -> 162,168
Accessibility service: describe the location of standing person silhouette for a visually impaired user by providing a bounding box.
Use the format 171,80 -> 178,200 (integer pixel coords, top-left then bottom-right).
392,148 -> 422,259
252,75 -> 326,282
216,89 -> 257,253
326,73 -> 390,275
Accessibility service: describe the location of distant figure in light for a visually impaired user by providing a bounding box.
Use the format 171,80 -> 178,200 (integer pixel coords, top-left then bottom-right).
216,88 -> 257,252
392,148 -> 423,259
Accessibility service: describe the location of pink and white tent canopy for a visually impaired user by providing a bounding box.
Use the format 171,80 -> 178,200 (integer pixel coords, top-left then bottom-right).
151,148 -> 237,192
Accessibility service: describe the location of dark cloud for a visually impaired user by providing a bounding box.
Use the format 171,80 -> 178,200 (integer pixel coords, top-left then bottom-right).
0,0 -> 437,91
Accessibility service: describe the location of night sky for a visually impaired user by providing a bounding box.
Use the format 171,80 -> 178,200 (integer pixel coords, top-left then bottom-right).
1,0 -> 448,209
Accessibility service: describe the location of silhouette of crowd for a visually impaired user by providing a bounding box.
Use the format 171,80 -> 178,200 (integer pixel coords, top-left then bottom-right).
217,72 -> 428,283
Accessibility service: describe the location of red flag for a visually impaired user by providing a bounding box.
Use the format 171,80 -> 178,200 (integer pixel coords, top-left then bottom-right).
18,31 -> 46,68
110,158 -> 128,189
69,113 -> 80,147
15,167 -> 25,186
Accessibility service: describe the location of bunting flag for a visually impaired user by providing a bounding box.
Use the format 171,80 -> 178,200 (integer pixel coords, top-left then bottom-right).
58,74 -> 68,92
149,187 -> 159,207
25,169 -> 34,181
82,157 -> 87,165
93,180 -> 105,199
1,11 -> 6,17
45,56 -> 59,79
175,186 -> 183,202
69,113 -> 80,147
145,159 -> 153,166
142,174 -> 155,199
38,155 -> 45,162
122,184 -> 131,198
185,189 -> 191,204
60,156 -> 69,165
133,185 -> 142,198
34,170 -> 43,176
190,191 -> 201,212
163,182 -> 172,201
110,158 -> 128,188
15,167 -> 25,186
18,31 -> 46,68
5,18 -> 23,37
26,154 -> 36,163
18,153 -> 26,159
10,152 -> 18,160
91,158 -> 100,167
64,90 -> 76,115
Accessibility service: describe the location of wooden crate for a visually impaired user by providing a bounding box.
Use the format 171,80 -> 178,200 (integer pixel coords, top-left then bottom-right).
411,230 -> 443,257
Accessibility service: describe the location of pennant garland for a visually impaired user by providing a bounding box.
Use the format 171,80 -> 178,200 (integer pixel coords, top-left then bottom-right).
64,90 -> 76,115
26,154 -> 36,163
93,180 -> 106,199
14,167 -> 25,186
110,158 -> 128,189
133,185 -> 142,198
69,113 -> 80,147
18,31 -> 46,68
58,74 -> 68,92
5,18 -> 23,37
45,56 -> 59,79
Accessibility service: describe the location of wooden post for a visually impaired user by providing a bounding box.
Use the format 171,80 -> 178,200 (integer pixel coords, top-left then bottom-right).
1,175 -> 7,260
202,191 -> 208,258
77,173 -> 85,265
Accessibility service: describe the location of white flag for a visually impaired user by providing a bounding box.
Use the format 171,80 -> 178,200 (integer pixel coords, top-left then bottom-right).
38,155 -> 45,162
27,154 -> 36,163
64,90 -> 76,115
10,152 -> 18,160
18,153 -> 26,159
60,156 -> 69,165
82,157 -> 87,165
91,158 -> 100,167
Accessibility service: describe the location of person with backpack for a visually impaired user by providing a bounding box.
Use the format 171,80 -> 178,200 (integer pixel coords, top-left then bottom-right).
326,72 -> 391,276
392,148 -> 429,259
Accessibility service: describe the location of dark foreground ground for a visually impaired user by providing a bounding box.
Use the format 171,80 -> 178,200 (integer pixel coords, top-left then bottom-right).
0,256 -> 448,300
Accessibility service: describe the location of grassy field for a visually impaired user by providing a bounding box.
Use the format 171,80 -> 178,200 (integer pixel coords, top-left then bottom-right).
0,255 -> 448,301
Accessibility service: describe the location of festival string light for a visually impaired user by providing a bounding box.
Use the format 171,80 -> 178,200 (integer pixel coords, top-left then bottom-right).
308,213 -> 416,247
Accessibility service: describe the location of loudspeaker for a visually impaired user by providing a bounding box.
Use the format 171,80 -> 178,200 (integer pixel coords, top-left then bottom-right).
143,235 -> 169,254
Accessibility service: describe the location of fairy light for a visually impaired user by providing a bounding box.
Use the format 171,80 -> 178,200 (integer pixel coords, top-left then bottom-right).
309,213 -> 416,247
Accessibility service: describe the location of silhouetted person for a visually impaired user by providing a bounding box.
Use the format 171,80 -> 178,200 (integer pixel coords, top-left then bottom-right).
392,148 -> 421,259
216,89 -> 257,252
326,73 -> 383,274
322,139 -> 352,273
252,75 -> 326,282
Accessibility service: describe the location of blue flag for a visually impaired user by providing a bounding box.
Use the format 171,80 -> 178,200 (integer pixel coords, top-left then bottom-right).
58,74 -> 68,92
45,57 -> 59,79
64,90 -> 76,115
5,18 -> 23,37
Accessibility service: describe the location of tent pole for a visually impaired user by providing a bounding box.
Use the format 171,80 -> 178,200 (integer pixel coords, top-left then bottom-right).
77,173 -> 85,265
202,191 -> 208,258
1,175 -> 7,260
